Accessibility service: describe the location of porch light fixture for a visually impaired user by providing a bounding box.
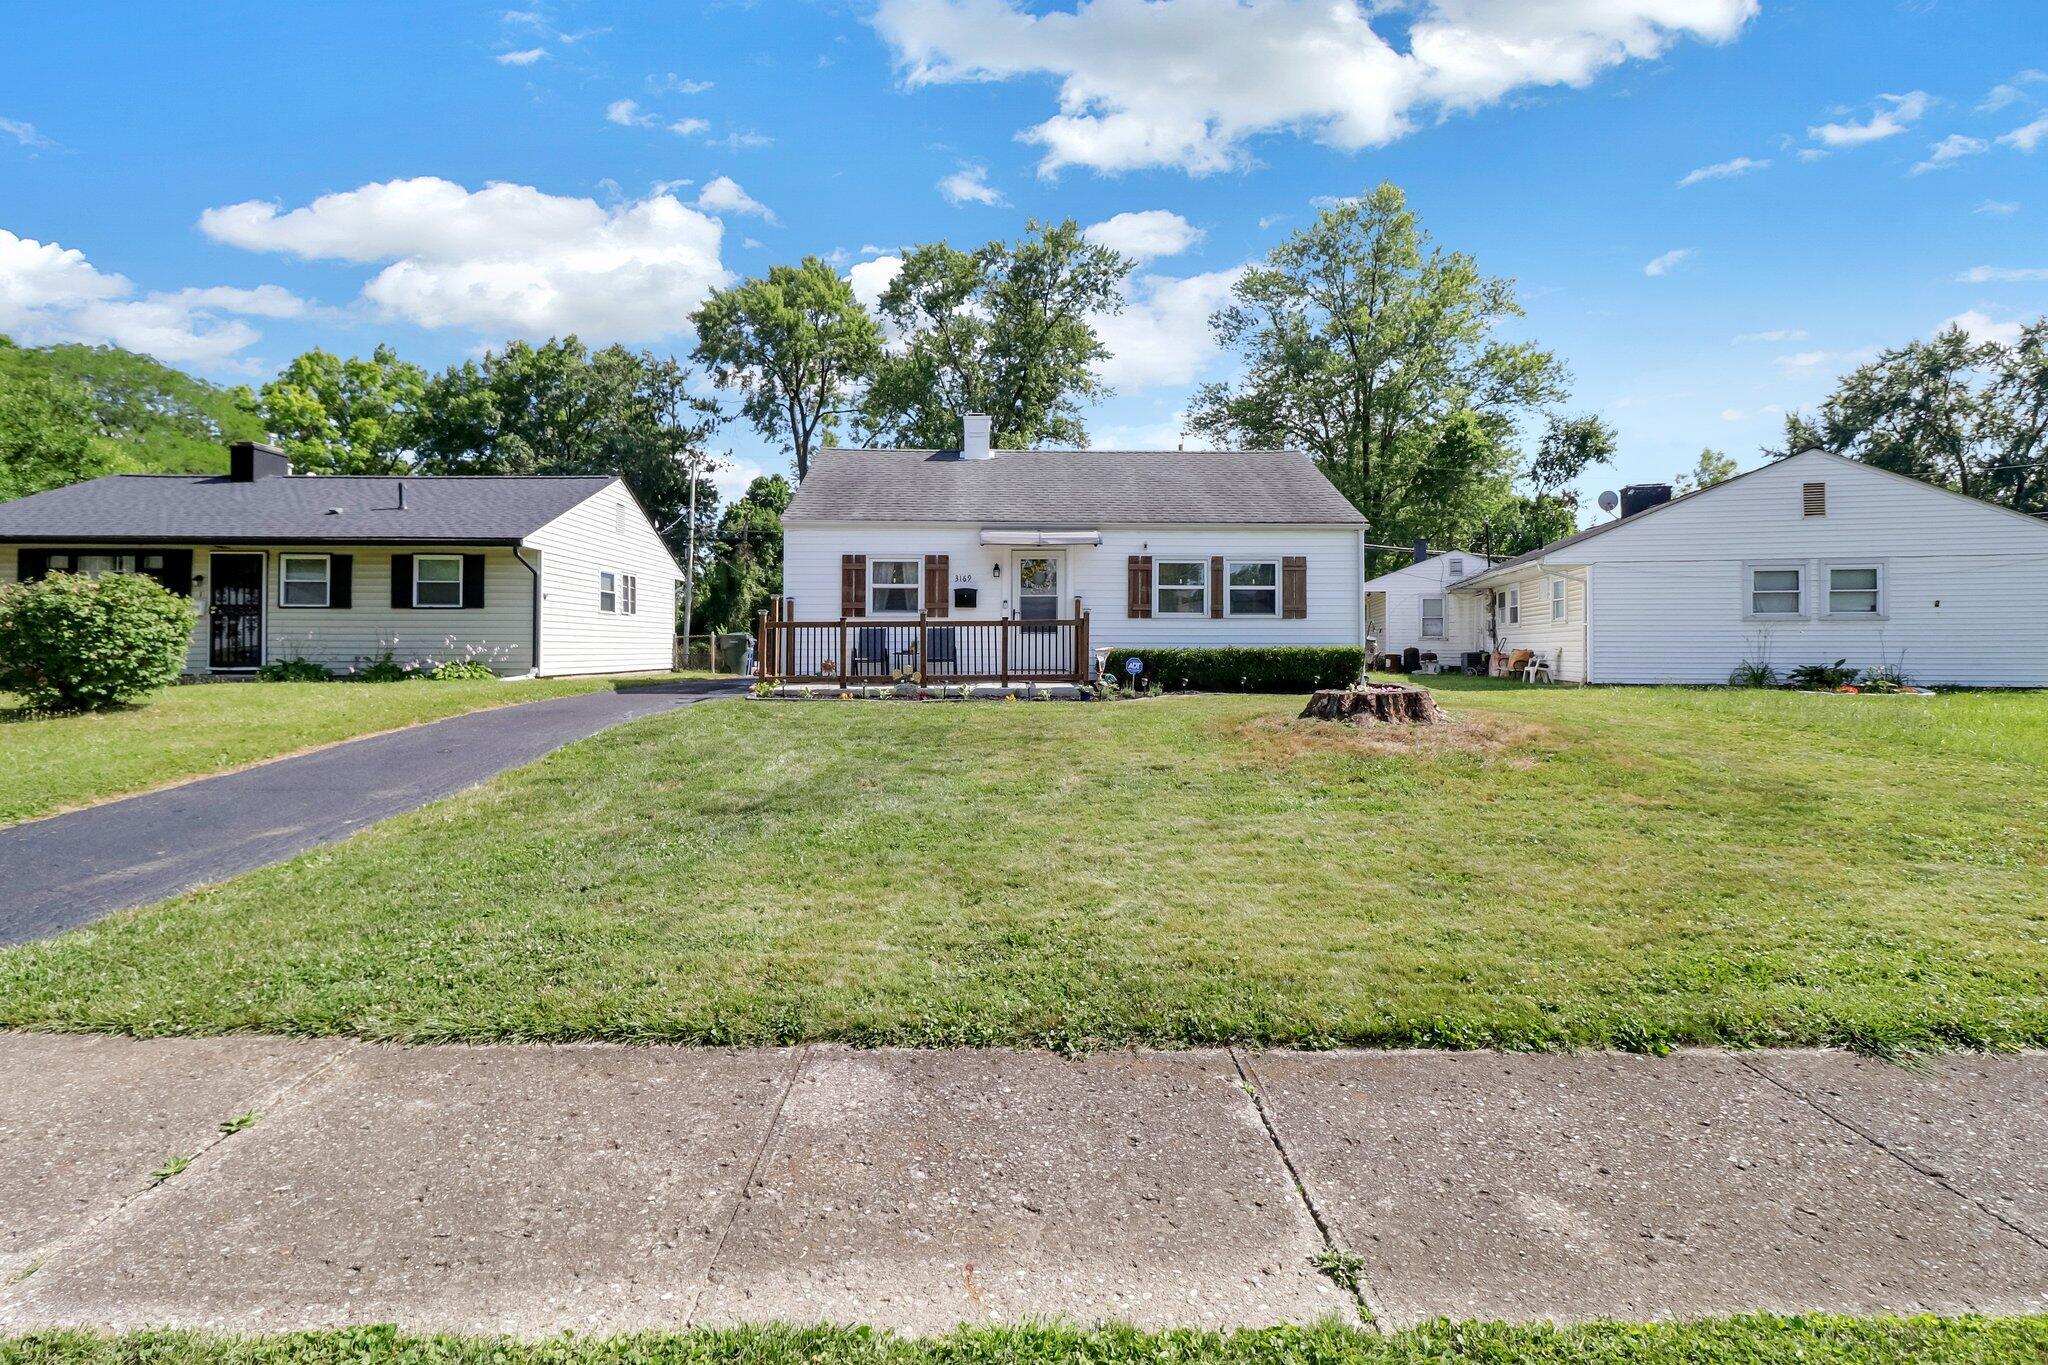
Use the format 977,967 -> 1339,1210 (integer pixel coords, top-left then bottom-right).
991,562 -> 1001,578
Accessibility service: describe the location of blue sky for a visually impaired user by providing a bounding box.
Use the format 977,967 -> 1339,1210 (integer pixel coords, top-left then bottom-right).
3,1 -> 2044,509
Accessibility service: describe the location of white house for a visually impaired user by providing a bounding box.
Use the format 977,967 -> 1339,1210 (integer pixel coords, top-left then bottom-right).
1448,448 -> 2048,686
773,415 -> 1368,682
0,442 -> 682,678
1364,545 -> 1494,664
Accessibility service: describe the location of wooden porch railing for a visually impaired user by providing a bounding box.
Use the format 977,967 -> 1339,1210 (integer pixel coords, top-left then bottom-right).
756,601 -> 1091,686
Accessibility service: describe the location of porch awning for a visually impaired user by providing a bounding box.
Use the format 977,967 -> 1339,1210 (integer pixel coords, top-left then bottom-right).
978,528 -> 1102,546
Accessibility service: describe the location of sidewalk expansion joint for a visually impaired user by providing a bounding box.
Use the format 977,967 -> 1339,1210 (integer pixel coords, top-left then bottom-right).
1736,1053 -> 2046,1252
1229,1046 -> 1384,1331
684,1042 -> 810,1326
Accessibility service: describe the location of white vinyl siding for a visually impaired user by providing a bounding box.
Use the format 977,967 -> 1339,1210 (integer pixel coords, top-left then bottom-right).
524,480 -> 681,676
1482,567 -> 1589,682
1362,550 -> 1492,659
781,522 -> 1365,647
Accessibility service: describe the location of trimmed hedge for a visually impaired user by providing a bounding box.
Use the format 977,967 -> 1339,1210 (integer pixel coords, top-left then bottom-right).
1102,645 -> 1365,693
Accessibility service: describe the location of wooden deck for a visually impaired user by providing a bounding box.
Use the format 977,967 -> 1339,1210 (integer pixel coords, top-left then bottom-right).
756,600 -> 1092,685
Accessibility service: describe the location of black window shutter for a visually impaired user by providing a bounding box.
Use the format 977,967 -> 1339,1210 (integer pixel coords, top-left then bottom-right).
331,554 -> 353,609
390,553 -> 414,609
17,549 -> 51,582
462,554 -> 486,609
156,548 -> 194,597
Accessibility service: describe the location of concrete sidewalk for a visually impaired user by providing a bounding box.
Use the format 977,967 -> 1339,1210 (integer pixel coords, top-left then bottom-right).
0,1037 -> 2040,1335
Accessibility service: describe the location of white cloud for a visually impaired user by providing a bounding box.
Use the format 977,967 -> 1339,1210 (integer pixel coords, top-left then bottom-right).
2000,114 -> 2048,153
707,130 -> 773,151
847,255 -> 905,314
1644,247 -> 1693,277
1678,155 -> 1768,186
669,117 -> 710,136
1980,70 -> 2045,113
495,48 -> 547,65
1090,266 -> 1244,389
1976,200 -> 2020,215
606,98 -> 654,127
1912,134 -> 1988,174
1776,350 -> 1830,368
873,0 -> 1756,176
0,228 -> 303,366
1808,91 -> 1930,147
1,117 -> 54,148
1958,265 -> 2048,283
938,162 -> 1007,206
1732,328 -> 1806,343
1719,408 -> 1743,421
1945,309 -> 2024,346
1083,210 -> 1203,262
648,73 -> 714,95
695,175 -> 776,222
199,177 -> 732,341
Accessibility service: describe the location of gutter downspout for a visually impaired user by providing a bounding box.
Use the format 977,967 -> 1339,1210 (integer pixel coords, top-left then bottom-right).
514,545 -> 542,677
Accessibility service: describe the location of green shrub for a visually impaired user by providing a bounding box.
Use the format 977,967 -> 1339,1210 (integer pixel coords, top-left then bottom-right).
1101,645 -> 1365,693
258,657 -> 333,683
1728,657 -> 1780,688
0,571 -> 197,711
349,650 -> 411,683
1787,659 -> 1854,690
425,659 -> 497,682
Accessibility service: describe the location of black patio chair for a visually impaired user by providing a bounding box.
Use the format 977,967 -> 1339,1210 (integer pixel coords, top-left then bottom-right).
852,627 -> 890,676
925,626 -> 958,674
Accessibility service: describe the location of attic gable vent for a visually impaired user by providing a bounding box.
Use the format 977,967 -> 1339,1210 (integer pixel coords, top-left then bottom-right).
1803,481 -> 1827,517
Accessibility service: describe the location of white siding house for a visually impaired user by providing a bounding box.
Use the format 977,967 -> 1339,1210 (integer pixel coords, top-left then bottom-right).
1364,548 -> 1493,663
776,416 -> 1368,682
0,442 -> 681,679
1449,449 -> 2048,686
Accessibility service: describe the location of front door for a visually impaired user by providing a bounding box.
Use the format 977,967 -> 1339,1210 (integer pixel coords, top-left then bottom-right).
208,553 -> 264,671
1012,551 -> 1064,624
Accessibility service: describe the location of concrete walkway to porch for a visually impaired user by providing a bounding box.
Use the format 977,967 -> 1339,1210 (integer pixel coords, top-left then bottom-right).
0,1037 -> 2040,1336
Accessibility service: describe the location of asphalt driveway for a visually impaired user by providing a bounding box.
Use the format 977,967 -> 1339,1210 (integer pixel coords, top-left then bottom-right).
0,680 -> 743,945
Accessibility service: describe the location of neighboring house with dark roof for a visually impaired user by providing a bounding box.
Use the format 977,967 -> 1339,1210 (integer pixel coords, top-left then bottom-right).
0,442 -> 683,678
1362,544 -> 1496,664
1444,448 -> 2048,686
773,414 -> 1368,682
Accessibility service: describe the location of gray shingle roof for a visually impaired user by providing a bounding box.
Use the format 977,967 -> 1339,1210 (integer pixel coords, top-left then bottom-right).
0,474 -> 618,544
783,447 -> 1367,526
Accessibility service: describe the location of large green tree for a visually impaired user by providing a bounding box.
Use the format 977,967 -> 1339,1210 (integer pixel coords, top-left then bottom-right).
259,345 -> 426,474
410,338 -> 723,554
1769,319 -> 2048,514
1189,183 -> 1569,561
0,366 -> 104,502
691,257 -> 881,481
694,473 -> 791,633
0,337 -> 262,478
1673,447 -> 1738,495
863,219 -> 1131,450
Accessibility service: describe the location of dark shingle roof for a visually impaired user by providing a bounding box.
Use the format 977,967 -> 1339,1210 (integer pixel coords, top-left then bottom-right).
0,474 -> 618,544
783,448 -> 1367,526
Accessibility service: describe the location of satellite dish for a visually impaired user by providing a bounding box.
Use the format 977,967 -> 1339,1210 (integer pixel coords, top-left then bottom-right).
1597,490 -> 1620,514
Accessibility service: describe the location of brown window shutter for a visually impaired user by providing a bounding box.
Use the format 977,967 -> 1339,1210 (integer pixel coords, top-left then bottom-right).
1209,556 -> 1224,618
924,554 -> 949,617
841,554 -> 866,617
1126,555 -> 1152,618
1282,555 -> 1308,619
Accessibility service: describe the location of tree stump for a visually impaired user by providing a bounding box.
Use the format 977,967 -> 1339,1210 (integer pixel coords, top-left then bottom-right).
1299,683 -> 1444,724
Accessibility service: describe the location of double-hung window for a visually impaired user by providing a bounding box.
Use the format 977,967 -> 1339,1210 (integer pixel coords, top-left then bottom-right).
48,551 -> 166,579
1225,560 -> 1278,616
280,555 -> 331,607
869,558 -> 920,614
1748,564 -> 1803,618
1501,587 -> 1520,626
413,555 -> 463,608
1420,596 -> 1446,638
1550,577 -> 1567,622
621,574 -> 638,615
598,571 -> 618,613
1826,564 -> 1883,617
1154,560 -> 1207,615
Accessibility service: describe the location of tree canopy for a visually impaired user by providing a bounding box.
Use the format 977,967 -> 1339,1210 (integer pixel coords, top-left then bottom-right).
258,344 -> 426,474
864,219 -> 1131,450
0,336 -> 263,479
1188,183 -> 1571,567
691,257 -> 880,481
1673,447 -> 1738,495
694,473 -> 791,633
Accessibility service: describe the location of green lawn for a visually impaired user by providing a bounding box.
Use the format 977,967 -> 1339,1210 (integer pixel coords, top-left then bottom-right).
0,673 -> 709,826
3,680 -> 2045,1052
3,1317 -> 2044,1365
